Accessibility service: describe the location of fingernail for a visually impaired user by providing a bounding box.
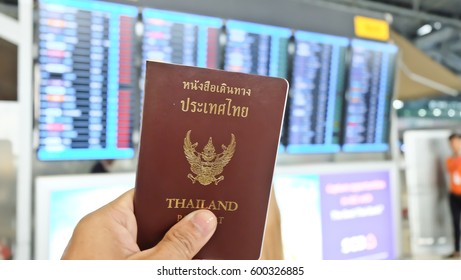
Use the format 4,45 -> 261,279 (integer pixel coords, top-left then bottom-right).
190,210 -> 217,235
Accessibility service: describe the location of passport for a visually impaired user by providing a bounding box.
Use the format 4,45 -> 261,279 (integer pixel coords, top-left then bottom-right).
134,61 -> 288,259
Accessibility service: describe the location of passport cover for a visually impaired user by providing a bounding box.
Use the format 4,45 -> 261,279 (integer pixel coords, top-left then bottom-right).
134,61 -> 288,259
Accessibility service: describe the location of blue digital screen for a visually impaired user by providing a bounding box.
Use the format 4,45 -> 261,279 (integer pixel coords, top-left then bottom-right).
142,8 -> 222,69
223,20 -> 291,78
341,39 -> 398,153
286,31 -> 349,154
37,0 -> 138,160
140,8 -> 223,119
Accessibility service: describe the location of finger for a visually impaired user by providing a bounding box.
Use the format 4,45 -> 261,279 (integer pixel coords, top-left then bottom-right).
101,188 -> 138,238
62,188 -> 138,260
133,209 -> 217,260
108,188 -> 135,211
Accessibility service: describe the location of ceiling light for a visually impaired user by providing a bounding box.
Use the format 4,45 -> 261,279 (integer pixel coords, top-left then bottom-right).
418,109 -> 427,117
393,99 -> 404,110
417,24 -> 433,36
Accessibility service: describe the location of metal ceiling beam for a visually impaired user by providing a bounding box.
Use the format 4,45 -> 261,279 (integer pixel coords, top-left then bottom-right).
414,27 -> 456,49
290,0 -> 386,19
442,52 -> 461,72
424,0 -> 457,15
318,0 -> 461,28
450,41 -> 461,51
424,50 -> 443,62
413,0 -> 420,11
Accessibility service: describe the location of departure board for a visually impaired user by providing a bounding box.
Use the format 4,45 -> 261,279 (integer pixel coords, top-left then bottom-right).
142,9 -> 222,68
223,20 -> 291,78
141,9 -> 222,115
37,0 -> 137,161
342,39 -> 397,152
286,32 -> 348,153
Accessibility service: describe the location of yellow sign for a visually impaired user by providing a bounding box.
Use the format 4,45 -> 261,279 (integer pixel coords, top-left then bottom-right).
354,16 -> 389,41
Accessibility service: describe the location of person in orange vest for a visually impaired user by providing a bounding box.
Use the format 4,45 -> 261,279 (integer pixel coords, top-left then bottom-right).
446,132 -> 461,259
0,240 -> 12,260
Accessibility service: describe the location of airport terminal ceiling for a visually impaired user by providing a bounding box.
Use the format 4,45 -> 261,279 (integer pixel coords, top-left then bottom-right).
2,0 -> 461,99
314,0 -> 461,75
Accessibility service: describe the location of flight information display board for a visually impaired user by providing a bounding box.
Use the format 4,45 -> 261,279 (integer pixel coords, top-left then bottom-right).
142,8 -> 222,69
342,39 -> 397,152
37,0 -> 137,161
140,9 -> 223,116
286,31 -> 349,154
223,20 -> 291,78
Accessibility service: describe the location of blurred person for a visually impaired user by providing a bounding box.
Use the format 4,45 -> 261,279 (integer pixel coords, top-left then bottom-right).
0,239 -> 12,260
90,159 -> 115,174
446,133 -> 461,259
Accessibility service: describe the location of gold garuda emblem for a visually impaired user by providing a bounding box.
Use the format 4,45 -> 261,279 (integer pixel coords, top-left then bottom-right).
183,130 -> 236,186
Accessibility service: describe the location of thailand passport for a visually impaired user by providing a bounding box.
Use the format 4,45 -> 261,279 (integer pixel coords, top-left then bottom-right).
134,61 -> 288,259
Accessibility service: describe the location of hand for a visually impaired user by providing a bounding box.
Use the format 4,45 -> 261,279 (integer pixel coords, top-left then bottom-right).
61,189 -> 217,259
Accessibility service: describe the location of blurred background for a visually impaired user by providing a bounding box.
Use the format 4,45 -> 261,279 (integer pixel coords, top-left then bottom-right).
1,0 -> 461,260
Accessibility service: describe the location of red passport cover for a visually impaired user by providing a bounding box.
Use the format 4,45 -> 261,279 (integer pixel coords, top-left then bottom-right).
134,61 -> 288,259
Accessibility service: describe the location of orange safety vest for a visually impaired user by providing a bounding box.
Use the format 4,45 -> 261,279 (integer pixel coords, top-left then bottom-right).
447,156 -> 461,195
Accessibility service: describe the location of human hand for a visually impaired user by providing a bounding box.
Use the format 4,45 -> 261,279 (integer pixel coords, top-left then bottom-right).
61,189 -> 217,259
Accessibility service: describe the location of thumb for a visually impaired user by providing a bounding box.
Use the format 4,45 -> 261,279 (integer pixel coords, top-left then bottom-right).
133,210 -> 217,260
